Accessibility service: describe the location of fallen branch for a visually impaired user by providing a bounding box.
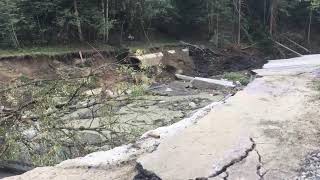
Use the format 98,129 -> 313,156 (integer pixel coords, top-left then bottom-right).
175,74 -> 235,88
179,41 -> 204,51
284,37 -> 311,53
274,41 -> 303,57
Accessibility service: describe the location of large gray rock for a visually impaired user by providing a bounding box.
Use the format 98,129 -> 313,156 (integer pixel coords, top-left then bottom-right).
78,131 -> 105,145
133,52 -> 164,67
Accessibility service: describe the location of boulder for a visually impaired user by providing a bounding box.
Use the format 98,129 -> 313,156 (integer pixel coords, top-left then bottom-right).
133,52 -> 164,67
78,131 -> 105,145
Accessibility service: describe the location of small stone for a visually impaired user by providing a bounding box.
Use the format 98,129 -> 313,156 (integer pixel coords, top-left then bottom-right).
167,50 -> 176,54
165,88 -> 173,92
106,90 -> 116,97
78,131 -> 104,145
23,128 -> 38,140
126,90 -> 133,94
182,48 -> 189,53
147,132 -> 161,139
189,102 -> 197,108
236,81 -> 242,86
83,88 -> 102,96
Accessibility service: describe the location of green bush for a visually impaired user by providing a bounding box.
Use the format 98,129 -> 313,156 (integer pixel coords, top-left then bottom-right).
223,72 -> 250,85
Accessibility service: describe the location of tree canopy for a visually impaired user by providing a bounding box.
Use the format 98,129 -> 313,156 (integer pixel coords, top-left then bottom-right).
0,0 -> 319,48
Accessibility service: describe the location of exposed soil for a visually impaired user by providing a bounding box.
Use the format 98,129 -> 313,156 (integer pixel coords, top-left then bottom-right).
189,46 -> 266,77
0,44 -> 265,84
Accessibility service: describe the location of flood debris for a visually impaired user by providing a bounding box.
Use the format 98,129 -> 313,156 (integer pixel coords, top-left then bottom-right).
133,52 -> 164,67
0,44 -> 259,173
175,74 -> 236,89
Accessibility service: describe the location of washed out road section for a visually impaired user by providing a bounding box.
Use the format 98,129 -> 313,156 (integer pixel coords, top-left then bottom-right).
5,55 -> 320,180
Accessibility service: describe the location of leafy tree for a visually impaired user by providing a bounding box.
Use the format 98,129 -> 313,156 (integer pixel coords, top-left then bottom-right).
0,0 -> 23,47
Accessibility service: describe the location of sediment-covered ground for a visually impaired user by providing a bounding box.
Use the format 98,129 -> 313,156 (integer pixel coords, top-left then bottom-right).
5,54 -> 320,180
0,45 -> 263,176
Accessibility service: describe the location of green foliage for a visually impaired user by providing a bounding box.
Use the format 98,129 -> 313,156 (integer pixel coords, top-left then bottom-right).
311,0 -> 320,9
130,85 -> 147,97
0,0 -> 319,47
223,72 -> 250,85
144,0 -> 179,23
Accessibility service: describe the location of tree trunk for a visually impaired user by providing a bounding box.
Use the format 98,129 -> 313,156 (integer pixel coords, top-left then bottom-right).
106,0 -> 109,43
237,0 -> 241,45
216,12 -> 219,47
11,23 -> 20,48
307,8 -> 312,44
263,0 -> 267,25
270,0 -> 274,36
269,0 -> 278,36
102,0 -> 106,42
74,0 -> 84,42
207,1 -> 211,38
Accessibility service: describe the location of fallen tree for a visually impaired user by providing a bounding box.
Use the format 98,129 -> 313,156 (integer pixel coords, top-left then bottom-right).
175,74 -> 236,89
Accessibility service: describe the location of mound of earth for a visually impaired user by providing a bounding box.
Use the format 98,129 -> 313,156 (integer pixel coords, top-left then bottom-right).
189,47 -> 266,77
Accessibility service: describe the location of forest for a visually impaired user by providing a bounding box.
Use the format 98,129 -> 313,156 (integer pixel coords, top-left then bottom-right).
0,0 -> 319,50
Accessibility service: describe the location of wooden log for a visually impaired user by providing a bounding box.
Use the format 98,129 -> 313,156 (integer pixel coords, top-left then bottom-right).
285,37 -> 311,53
175,74 -> 235,89
274,41 -> 303,57
175,74 -> 194,81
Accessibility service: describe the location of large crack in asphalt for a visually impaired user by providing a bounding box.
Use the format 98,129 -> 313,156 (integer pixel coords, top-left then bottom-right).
255,149 -> 268,180
133,138 -> 263,180
208,138 -> 257,179
223,171 -> 229,180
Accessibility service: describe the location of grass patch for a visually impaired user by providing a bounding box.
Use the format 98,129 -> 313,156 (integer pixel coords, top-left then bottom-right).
223,72 -> 251,85
0,43 -> 113,57
0,40 -> 179,58
313,80 -> 320,93
130,85 -> 148,97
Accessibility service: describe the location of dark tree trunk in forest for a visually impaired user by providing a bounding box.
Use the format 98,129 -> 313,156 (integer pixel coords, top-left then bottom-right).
11,23 -> 19,48
102,0 -> 110,43
238,0 -> 241,45
307,8 -> 312,44
106,0 -> 109,43
269,0 -> 278,36
102,0 -> 106,42
74,0 -> 84,42
264,0 -> 267,25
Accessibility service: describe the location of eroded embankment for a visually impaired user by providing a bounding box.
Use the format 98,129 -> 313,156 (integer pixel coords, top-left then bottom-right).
0,45 -> 264,178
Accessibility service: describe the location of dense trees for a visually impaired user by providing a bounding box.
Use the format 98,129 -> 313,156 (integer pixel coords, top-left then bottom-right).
0,0 -> 319,48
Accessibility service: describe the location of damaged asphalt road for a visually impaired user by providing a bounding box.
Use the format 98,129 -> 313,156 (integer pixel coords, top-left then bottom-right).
136,55 -> 320,180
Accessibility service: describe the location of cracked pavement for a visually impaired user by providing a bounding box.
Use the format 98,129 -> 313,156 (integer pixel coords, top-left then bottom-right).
6,55 -> 320,180
137,55 -> 320,180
